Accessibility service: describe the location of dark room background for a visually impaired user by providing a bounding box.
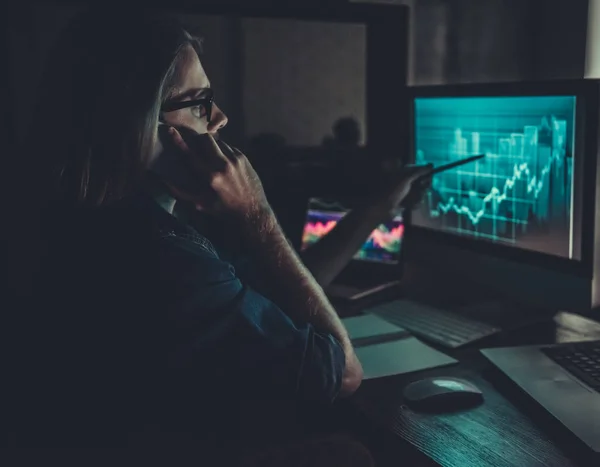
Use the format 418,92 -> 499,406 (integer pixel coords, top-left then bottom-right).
7,2 -> 367,151
7,0 -> 594,150
355,0 -> 590,85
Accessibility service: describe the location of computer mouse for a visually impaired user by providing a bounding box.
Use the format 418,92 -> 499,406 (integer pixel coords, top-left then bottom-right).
402,376 -> 484,412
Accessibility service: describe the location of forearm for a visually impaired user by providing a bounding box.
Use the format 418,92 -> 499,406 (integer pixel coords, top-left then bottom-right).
301,202 -> 390,288
241,208 -> 352,347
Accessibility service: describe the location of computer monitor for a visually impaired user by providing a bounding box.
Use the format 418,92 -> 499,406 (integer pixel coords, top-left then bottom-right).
406,80 -> 600,311
302,198 -> 404,264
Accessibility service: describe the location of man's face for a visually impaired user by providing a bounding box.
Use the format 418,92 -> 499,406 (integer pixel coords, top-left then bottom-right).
161,44 -> 228,135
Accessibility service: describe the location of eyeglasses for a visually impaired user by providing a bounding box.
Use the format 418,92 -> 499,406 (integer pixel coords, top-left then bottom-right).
161,88 -> 214,123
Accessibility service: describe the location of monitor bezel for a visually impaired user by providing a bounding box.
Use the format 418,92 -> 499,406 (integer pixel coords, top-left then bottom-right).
406,79 -> 599,279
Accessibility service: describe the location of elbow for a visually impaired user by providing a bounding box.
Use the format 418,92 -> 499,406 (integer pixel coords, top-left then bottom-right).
340,373 -> 362,397
339,356 -> 364,398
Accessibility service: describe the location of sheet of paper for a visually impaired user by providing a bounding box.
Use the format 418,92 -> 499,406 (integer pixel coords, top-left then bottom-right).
355,337 -> 458,380
342,313 -> 407,341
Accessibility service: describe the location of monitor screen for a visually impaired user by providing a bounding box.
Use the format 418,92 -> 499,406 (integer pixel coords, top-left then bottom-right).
411,95 -> 577,260
301,198 -> 404,263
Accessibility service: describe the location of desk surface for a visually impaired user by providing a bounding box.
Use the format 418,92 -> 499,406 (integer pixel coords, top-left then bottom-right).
339,266 -> 600,467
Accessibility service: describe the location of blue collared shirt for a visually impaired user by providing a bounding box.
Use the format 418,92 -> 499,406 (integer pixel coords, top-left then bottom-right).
19,194 -> 345,447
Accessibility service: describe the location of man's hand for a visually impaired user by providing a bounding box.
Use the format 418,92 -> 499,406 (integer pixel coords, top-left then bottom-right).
167,126 -> 272,226
372,164 -> 433,216
164,126 -> 360,403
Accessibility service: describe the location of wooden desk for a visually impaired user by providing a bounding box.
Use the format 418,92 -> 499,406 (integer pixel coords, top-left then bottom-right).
338,265 -> 600,467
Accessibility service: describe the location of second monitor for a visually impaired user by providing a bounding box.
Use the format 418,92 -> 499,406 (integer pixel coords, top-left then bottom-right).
302,197 -> 404,264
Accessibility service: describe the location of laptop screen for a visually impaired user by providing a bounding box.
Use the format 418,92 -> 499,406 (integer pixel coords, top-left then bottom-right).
301,197 -> 404,264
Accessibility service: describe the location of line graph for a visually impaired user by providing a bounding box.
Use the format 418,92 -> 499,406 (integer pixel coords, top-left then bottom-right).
411,95 -> 575,258
433,149 -> 558,225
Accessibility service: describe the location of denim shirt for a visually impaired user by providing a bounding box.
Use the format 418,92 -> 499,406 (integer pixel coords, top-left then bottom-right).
21,193 -> 345,447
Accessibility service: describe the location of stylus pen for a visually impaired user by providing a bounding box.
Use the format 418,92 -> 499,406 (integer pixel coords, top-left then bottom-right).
417,154 -> 486,181
431,154 -> 485,174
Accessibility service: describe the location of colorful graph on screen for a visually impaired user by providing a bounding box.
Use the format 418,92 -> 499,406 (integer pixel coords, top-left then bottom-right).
411,95 -> 576,259
302,198 -> 403,263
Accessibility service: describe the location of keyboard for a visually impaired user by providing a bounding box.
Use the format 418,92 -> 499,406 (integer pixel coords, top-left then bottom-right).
542,341 -> 600,393
367,299 -> 501,348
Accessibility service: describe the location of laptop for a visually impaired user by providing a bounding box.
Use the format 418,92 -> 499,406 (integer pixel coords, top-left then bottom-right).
481,340 -> 600,456
301,197 -> 404,300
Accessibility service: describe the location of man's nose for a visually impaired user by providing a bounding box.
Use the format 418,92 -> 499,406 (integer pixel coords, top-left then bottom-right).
208,104 -> 228,134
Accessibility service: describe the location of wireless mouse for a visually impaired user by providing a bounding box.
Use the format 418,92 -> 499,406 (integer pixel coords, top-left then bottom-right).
402,376 -> 484,412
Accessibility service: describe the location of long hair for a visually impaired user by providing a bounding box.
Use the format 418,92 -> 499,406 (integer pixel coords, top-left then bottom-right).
9,7 -> 203,297
27,7 -> 203,207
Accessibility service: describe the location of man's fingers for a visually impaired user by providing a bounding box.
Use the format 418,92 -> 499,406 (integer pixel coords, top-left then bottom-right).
230,145 -> 248,159
408,163 -> 434,182
169,127 -> 210,174
220,141 -> 244,156
204,133 -> 230,162
170,127 -> 228,172
216,140 -> 238,162
169,127 -> 193,155
413,163 -> 434,175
